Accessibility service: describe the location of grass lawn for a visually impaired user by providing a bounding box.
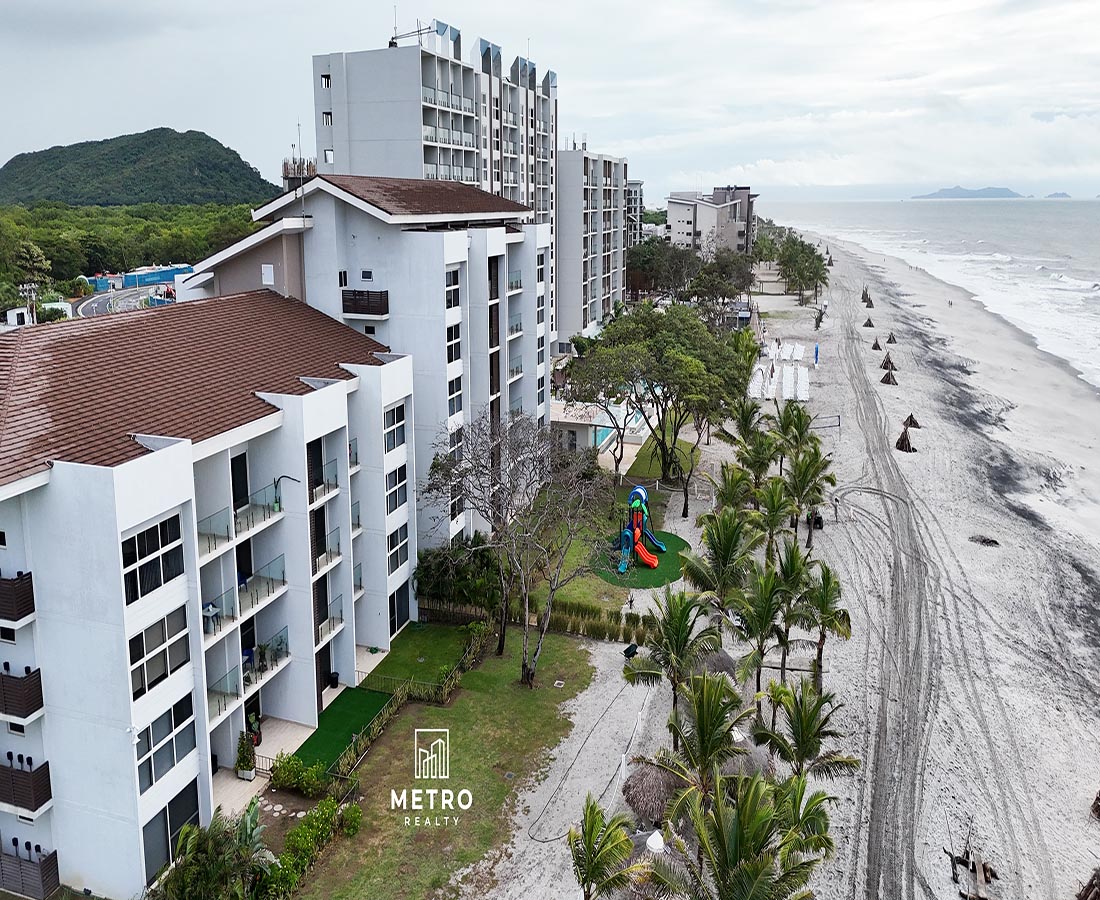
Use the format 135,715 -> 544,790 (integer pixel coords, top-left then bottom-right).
530,486 -> 672,612
369,623 -> 470,683
592,529 -> 690,589
626,435 -> 701,481
294,688 -> 391,768
296,633 -> 594,900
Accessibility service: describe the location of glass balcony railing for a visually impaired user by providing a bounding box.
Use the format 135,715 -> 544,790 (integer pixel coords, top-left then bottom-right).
207,666 -> 240,721
463,167 -> 476,181
508,314 -> 523,336
202,585 -> 237,637
314,527 -> 341,574
422,85 -> 436,104
239,555 -> 286,615
234,483 -> 279,537
348,438 -> 359,469
317,595 -> 344,645
197,506 -> 232,556
508,361 -> 524,380
462,96 -> 474,113
353,562 -> 363,594
311,459 -> 338,504
243,625 -> 290,691
462,132 -> 475,148
439,166 -> 452,181
425,164 -> 438,180
351,501 -> 362,532
422,125 -> 437,142
507,270 -> 522,291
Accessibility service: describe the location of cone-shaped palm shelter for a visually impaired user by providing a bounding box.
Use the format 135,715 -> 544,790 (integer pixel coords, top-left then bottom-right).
881,354 -> 896,370
866,299 -> 874,308
881,370 -> 898,385
872,338 -> 882,350
864,318 -> 874,327
903,413 -> 921,429
895,427 -> 915,452
886,332 -> 897,344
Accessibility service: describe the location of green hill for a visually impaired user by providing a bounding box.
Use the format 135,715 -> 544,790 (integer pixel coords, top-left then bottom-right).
0,128 -> 281,206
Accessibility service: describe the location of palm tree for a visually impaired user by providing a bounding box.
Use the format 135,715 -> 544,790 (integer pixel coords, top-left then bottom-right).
774,539 -> 815,692
568,794 -> 648,900
737,431 -> 779,510
809,254 -> 829,305
784,442 -> 836,548
770,400 -> 814,476
805,564 -> 850,692
623,588 -> 722,752
749,477 -> 794,564
650,775 -> 820,900
730,396 -> 765,444
774,773 -> 837,867
731,563 -> 786,722
655,673 -> 754,820
228,796 -> 278,899
753,678 -> 860,780
680,507 -> 764,611
706,461 -> 754,511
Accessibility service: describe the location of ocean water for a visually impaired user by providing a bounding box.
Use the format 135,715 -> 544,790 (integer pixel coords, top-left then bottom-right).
763,200 -> 1100,386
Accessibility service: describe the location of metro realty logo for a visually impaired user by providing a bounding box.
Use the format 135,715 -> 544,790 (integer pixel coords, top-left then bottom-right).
391,727 -> 472,828
414,729 -> 449,779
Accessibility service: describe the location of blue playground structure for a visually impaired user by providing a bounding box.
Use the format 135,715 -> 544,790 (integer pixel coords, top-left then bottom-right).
617,486 -> 667,574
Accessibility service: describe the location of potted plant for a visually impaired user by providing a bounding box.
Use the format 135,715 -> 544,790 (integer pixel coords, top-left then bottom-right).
248,712 -> 263,747
236,730 -> 256,781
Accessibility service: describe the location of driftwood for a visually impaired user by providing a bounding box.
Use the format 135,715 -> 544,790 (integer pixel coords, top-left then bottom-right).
1078,868 -> 1100,900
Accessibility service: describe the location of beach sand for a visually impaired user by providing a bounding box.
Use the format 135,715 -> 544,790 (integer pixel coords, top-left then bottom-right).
454,235 -> 1100,900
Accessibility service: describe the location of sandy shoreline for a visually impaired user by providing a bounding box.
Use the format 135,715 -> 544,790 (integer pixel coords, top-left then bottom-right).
452,234 -> 1100,900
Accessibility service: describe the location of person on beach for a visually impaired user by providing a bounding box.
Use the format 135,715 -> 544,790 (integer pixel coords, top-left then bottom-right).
834,497 -> 839,522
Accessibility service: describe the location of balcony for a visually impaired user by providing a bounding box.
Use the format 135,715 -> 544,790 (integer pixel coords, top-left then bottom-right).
462,132 -> 475,148
0,845 -> 59,900
462,167 -> 476,182
421,85 -> 436,104
507,270 -> 523,292
310,458 -> 338,505
313,527 -> 341,576
233,483 -> 280,541
422,124 -> 437,142
351,501 -> 363,535
207,666 -> 240,722
353,563 -> 364,597
424,164 -> 438,180
0,761 -> 51,815
508,362 -> 524,382
348,438 -> 360,472
439,165 -> 453,181
242,626 -> 289,696
197,507 -> 233,559
316,595 -> 344,646
0,669 -> 43,720
0,572 -> 34,623
450,93 -> 463,111
462,96 -> 474,113
507,314 -> 523,337
202,585 -> 237,640
238,555 -> 287,617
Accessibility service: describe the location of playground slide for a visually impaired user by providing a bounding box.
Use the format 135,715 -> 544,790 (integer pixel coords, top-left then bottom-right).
633,530 -> 659,568
617,529 -> 633,574
643,528 -> 667,553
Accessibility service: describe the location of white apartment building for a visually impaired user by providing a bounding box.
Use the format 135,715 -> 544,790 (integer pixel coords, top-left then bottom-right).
625,179 -> 644,249
667,185 -> 757,254
555,149 -> 627,346
0,292 -> 415,897
312,18 -> 559,338
177,174 -> 552,544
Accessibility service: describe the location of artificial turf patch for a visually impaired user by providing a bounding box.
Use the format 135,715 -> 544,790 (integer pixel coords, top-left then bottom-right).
293,688 -> 391,768
592,530 -> 690,589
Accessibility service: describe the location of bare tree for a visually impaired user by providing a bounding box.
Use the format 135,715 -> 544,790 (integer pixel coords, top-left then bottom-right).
423,410 -> 614,686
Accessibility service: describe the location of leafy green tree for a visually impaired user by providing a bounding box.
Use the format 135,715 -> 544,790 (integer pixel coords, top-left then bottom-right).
749,477 -> 795,565
563,343 -> 638,476
14,240 -> 50,283
753,678 -> 860,780
806,564 -> 849,692
641,208 -> 667,225
706,461 -> 754,511
413,532 -> 502,618
623,588 -> 722,752
679,506 -> 763,610
568,795 -> 647,900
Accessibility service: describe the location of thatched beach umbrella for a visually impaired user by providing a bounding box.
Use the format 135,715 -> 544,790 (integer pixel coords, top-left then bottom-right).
865,298 -> 874,308
880,370 -> 898,385
693,648 -> 738,679
721,742 -> 777,780
895,427 -> 915,453
863,317 -> 874,328
903,413 -> 921,429
861,286 -> 870,301
871,338 -> 882,350
886,332 -> 897,344
880,353 -> 894,370
623,761 -> 677,825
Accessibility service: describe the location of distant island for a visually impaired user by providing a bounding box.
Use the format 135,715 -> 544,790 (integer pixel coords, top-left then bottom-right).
1045,192 -> 1071,199
0,128 -> 280,206
911,185 -> 1023,200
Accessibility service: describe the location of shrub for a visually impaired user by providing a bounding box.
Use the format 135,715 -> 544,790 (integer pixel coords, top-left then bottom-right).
299,762 -> 330,799
605,609 -> 622,627
235,731 -> 255,772
270,752 -> 305,791
261,797 -> 341,898
339,802 -> 363,836
625,611 -> 641,628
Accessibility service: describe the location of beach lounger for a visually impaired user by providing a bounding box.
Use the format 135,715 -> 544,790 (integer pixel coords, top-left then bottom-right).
792,344 -> 805,361
796,366 -> 810,401
782,365 -> 795,400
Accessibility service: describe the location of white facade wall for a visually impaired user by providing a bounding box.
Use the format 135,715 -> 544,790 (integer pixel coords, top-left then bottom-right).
555,150 -> 627,346
625,179 -> 644,249
0,353 -> 412,898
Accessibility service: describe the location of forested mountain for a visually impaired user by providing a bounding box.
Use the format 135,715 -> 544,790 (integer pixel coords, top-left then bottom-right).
0,129 -> 280,206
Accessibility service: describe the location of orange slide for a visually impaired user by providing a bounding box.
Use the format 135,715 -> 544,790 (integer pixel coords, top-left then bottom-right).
633,528 -> 659,568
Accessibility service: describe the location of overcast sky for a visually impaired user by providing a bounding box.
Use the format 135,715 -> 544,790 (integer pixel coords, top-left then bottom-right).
2,0 -> 1098,204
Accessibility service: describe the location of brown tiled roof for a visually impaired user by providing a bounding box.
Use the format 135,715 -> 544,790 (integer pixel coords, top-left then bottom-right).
319,174 -> 531,217
0,290 -> 388,487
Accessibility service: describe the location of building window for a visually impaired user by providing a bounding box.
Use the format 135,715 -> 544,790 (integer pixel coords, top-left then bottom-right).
320,74 -> 331,89
143,779 -> 199,885
537,335 -> 545,365
322,111 -> 332,126
388,580 -> 410,636
136,692 -> 196,795
537,252 -> 545,283
449,484 -> 465,521
324,149 -> 334,165
0,531 -> 5,547
446,324 -> 461,363
387,523 -> 409,574
537,290 -> 545,325
7,722 -> 24,736
538,375 -> 545,405
0,627 -> 14,644
338,270 -> 348,288
129,606 -> 189,701
261,264 -> 275,286
448,427 -> 463,462
361,270 -> 373,282
445,269 -> 460,309
385,465 -> 408,515
448,376 -> 462,417
384,403 -> 406,452
122,513 -> 184,607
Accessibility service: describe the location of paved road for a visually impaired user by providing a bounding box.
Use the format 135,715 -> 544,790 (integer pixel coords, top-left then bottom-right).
76,286 -> 153,317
